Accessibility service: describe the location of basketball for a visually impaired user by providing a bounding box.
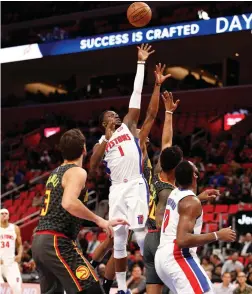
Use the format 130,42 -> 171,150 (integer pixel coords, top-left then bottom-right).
127,2 -> 152,27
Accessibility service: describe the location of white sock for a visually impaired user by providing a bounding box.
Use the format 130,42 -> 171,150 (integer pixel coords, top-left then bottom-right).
116,271 -> 127,292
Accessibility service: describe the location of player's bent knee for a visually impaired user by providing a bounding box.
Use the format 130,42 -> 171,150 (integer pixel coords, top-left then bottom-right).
113,225 -> 128,259
133,229 -> 147,256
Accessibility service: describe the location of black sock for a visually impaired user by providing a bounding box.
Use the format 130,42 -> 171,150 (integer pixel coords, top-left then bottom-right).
102,278 -> 113,294
90,260 -> 100,269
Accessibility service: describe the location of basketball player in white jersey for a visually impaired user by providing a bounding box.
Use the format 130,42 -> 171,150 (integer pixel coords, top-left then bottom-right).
90,43 -> 166,294
0,208 -> 23,294
155,161 -> 237,294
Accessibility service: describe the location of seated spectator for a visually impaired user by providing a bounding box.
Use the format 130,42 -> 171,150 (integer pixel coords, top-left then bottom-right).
222,252 -> 244,275
210,254 -> 222,268
209,170 -> 225,187
240,233 -> 252,257
86,233 -> 100,256
97,263 -> 106,281
212,265 -> 223,283
201,257 -> 214,272
213,272 -> 237,294
5,176 -> 17,191
32,192 -> 43,207
126,264 -> 146,294
233,272 -> 252,294
247,272 -> 252,287
40,150 -> 51,170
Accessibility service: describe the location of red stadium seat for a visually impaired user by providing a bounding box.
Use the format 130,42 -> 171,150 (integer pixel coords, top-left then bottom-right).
35,184 -> 44,192
98,232 -> 107,242
215,205 -> 228,213
228,204 -> 239,214
208,223 -> 218,232
23,199 -> 33,207
242,163 -> 252,169
203,214 -> 215,223
19,191 -> 28,201
243,204 -> 252,211
202,205 -> 214,213
85,232 -> 93,242
13,198 -> 23,207
215,213 -> 229,224
3,199 -> 13,208
28,191 -> 36,198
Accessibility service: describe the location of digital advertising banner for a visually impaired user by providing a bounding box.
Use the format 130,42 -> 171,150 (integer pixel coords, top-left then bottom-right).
1,13 -> 251,64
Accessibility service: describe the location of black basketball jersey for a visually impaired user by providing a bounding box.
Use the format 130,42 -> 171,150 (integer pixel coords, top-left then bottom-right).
146,173 -> 175,230
36,164 -> 88,240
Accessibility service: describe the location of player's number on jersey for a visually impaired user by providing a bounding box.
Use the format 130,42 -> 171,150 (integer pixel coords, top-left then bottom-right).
41,190 -> 51,216
1,241 -> 10,248
163,209 -> 170,233
118,146 -> 124,156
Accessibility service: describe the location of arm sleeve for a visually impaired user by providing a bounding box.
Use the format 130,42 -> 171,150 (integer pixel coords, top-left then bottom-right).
129,63 -> 145,109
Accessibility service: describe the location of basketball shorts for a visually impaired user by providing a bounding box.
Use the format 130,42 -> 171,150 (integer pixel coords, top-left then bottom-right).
143,231 -> 163,285
32,232 -> 105,294
109,176 -> 149,230
0,261 -> 22,294
155,243 -> 214,294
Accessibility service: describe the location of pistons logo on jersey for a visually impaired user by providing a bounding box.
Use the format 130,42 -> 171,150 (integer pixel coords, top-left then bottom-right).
137,215 -> 144,225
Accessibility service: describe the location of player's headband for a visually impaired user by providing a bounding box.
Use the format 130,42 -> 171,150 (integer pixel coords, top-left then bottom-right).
0,208 -> 9,214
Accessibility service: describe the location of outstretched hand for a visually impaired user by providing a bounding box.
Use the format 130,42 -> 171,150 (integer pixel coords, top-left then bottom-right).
162,91 -> 180,112
198,189 -> 220,202
154,63 -> 171,85
137,43 -> 155,61
96,217 -> 129,238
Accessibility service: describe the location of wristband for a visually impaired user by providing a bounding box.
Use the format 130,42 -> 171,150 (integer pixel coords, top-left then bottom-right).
137,61 -> 145,64
166,110 -> 173,114
103,138 -> 109,143
213,232 -> 218,241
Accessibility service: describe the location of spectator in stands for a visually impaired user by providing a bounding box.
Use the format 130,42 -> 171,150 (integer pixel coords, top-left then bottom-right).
209,170 -> 225,187
233,272 -> 252,294
5,176 -> 17,191
240,233 -> 252,257
222,252 -> 244,275
201,257 -> 214,272
97,263 -> 106,281
245,255 -> 252,273
213,272 -> 237,293
212,265 -> 223,283
86,233 -> 100,256
126,264 -> 146,294
32,191 -> 43,207
247,272 -> 252,286
132,250 -> 145,272
210,254 -> 222,268
40,150 -> 51,170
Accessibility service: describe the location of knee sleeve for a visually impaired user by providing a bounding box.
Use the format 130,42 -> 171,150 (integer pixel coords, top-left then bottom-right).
113,225 -> 128,259
134,229 -> 147,256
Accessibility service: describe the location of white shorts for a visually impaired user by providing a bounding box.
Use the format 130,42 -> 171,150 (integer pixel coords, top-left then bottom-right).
0,262 -> 22,294
109,176 -> 149,230
155,243 -> 214,294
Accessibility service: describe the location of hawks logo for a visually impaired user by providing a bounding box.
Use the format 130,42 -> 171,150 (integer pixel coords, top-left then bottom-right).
76,265 -> 90,280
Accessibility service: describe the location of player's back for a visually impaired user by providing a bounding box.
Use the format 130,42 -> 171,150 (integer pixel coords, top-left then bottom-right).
36,164 -> 87,240
100,123 -> 143,183
159,188 -> 203,254
0,223 -> 16,265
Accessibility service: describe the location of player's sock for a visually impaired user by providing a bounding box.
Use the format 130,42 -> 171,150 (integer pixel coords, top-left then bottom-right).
90,259 -> 100,269
115,272 -> 127,292
103,278 -> 113,294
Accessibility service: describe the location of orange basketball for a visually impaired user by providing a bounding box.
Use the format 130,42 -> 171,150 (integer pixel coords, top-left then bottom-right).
127,2 -> 152,28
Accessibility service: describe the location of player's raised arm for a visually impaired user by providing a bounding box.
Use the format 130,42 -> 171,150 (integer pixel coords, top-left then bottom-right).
14,225 -> 23,263
90,119 -> 115,172
154,91 -> 180,174
61,166 -> 128,236
139,63 -> 171,151
176,196 -> 236,248
123,44 -> 155,133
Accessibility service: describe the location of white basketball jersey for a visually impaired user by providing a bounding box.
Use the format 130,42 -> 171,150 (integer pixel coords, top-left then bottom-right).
99,123 -> 142,183
0,223 -> 16,265
159,188 -> 203,253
